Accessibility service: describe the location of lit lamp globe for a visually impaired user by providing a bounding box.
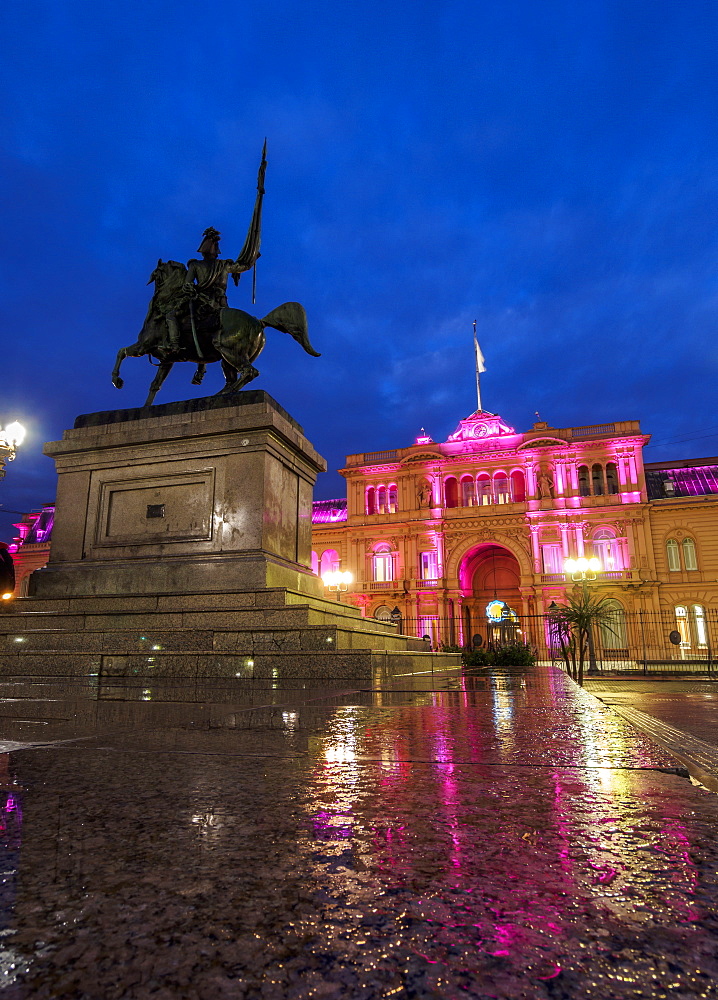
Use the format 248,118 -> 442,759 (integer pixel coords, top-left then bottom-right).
563,556 -> 601,579
321,570 -> 353,600
0,420 -> 26,484
1,422 -> 26,449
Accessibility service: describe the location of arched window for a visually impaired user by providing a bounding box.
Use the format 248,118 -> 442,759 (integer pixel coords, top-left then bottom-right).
445,477 -> 458,508
373,543 -> 394,582
682,537 -> 698,571
600,599 -> 627,650
675,604 -> 708,648
578,465 -> 590,497
693,605 -> 708,646
494,473 -> 510,504
674,605 -> 690,646
460,475 -> 475,507
373,605 -> 392,621
666,538 -> 680,571
311,551 -> 319,575
377,486 -> 387,514
476,474 -> 491,505
591,464 -> 604,496
387,485 -> 398,514
606,462 -> 619,494
510,470 -> 526,502
365,487 -> 376,515
320,549 -> 340,577
593,527 -> 622,571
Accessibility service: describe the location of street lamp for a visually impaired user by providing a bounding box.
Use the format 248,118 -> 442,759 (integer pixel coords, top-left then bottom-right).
0,422 -> 26,480
322,570 -> 353,601
390,606 -> 403,634
564,555 -> 601,673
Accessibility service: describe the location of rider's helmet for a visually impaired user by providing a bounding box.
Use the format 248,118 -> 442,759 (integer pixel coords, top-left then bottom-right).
197,227 -> 221,257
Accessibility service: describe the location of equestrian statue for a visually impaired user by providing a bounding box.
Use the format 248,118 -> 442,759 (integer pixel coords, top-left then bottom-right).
111,143 -> 320,406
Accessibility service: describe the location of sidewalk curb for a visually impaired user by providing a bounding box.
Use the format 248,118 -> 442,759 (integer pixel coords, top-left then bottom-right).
577,679 -> 718,793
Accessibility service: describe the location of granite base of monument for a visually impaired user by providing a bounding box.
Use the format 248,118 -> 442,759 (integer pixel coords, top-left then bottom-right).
3,393 -> 462,681
31,391 -> 325,598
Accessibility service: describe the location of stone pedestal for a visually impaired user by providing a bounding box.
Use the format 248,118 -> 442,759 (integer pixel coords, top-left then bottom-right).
31,391 -> 326,599
10,391 -> 463,683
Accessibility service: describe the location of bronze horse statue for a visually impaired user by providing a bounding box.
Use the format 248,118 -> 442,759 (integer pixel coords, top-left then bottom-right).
111,259 -> 320,406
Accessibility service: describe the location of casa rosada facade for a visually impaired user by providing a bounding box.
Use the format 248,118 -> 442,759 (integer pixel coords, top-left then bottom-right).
311,409 -> 718,653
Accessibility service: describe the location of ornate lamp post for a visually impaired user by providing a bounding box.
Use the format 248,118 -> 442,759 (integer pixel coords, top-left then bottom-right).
0,422 -> 25,480
564,556 -> 601,674
322,570 -> 353,602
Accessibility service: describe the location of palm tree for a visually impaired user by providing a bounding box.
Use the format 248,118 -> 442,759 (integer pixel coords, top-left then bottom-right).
548,593 -> 619,686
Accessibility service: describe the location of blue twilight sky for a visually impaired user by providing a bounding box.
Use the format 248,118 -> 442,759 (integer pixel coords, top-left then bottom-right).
1,0 -> 718,539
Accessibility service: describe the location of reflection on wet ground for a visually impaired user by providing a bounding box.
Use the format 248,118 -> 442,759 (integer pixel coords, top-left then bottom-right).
0,665 -> 717,998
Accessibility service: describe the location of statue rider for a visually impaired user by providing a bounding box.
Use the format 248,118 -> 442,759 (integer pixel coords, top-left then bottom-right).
183,227 -> 255,342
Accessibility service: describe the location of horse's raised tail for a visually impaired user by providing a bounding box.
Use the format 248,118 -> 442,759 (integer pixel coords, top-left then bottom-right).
262,302 -> 320,357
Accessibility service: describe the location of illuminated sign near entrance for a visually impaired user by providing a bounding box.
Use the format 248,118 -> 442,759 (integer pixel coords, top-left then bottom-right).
485,599 -> 518,624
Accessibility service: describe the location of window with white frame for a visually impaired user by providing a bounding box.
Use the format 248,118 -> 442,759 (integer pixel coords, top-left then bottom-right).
420,550 -> 438,580
578,465 -> 590,497
666,538 -> 680,571
606,462 -> 619,494
377,486 -> 387,514
682,537 -> 698,571
674,605 -> 690,646
460,477 -> 475,506
388,485 -> 398,514
675,604 -> 708,648
541,544 -> 563,574
693,604 -> 708,646
418,615 -> 440,646
494,475 -> 510,504
591,464 -> 605,496
593,528 -> 621,571
476,476 -> 492,505
373,544 -> 394,582
599,599 -> 627,649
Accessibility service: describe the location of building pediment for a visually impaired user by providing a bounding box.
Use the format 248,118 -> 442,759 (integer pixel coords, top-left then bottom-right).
446,410 -> 517,444
400,450 -> 443,464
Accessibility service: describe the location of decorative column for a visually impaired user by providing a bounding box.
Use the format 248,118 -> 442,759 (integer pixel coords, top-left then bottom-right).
574,523 -> 586,558
529,525 -> 541,573
560,523 -> 571,559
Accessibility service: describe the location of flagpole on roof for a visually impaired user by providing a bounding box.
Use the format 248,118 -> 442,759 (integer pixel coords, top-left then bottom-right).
473,319 -> 486,412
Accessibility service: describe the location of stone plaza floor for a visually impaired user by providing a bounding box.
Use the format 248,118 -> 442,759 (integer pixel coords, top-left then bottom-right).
0,666 -> 716,999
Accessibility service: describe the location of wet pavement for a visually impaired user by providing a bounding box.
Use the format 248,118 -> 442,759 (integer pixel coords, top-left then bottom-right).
0,666 -> 716,999
586,678 -> 718,747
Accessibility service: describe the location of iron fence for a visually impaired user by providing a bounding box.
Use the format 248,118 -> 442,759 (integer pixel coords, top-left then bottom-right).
377,608 -> 718,673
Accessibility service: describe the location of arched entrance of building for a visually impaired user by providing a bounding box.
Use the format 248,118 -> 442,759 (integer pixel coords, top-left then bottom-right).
459,543 -> 523,644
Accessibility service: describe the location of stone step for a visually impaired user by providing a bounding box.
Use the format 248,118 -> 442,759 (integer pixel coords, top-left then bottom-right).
0,621 -> 424,655
3,587 -> 368,618
0,648 -> 462,681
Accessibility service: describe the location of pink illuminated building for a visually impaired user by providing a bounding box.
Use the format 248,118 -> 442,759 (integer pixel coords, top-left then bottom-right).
7,505 -> 54,596
311,409 -> 718,652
